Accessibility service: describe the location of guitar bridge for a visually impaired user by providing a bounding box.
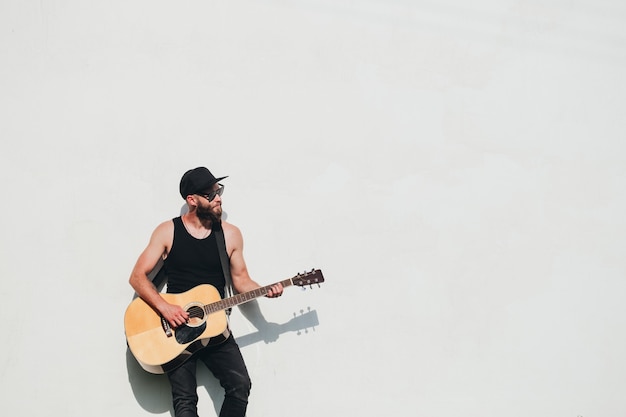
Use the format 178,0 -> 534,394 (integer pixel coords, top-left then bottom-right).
161,317 -> 173,337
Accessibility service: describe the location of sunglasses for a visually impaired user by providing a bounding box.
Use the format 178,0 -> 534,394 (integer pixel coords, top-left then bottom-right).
198,184 -> 225,202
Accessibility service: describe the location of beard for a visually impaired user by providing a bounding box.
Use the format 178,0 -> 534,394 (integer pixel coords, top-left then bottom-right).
197,203 -> 222,224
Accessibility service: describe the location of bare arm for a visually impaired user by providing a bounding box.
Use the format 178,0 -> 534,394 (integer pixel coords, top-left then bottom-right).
223,222 -> 283,297
128,221 -> 189,327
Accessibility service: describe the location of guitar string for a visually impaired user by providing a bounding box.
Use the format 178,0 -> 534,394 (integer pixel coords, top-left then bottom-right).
177,276 -> 320,318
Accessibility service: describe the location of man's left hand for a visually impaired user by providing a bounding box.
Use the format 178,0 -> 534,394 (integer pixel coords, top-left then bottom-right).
266,283 -> 283,298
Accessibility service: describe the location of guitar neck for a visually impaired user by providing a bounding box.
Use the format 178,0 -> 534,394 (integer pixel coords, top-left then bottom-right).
204,278 -> 294,314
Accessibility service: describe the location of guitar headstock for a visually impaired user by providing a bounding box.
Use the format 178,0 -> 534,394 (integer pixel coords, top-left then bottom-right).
292,269 -> 325,287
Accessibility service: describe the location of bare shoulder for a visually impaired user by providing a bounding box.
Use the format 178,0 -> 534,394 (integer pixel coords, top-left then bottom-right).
151,219 -> 175,249
154,219 -> 174,236
133,219 -> 174,270
221,221 -> 244,251
221,220 -> 242,239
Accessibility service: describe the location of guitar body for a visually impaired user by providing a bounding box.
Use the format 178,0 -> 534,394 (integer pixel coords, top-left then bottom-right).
124,269 -> 325,374
124,284 -> 228,374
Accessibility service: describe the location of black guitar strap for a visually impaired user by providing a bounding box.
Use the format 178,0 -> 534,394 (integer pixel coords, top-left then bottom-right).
214,221 -> 233,315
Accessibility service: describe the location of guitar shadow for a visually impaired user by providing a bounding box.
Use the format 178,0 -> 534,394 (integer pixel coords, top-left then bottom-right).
234,302 -> 320,348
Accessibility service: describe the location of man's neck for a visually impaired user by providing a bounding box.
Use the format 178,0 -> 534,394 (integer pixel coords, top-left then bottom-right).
182,212 -> 213,231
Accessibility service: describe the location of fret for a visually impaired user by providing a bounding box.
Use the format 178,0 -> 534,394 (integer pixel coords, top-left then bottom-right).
200,270 -> 322,316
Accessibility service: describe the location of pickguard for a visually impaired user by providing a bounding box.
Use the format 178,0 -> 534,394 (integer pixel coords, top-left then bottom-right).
175,322 -> 207,344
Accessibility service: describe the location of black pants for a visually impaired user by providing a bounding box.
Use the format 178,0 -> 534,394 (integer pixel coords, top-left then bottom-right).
167,336 -> 251,417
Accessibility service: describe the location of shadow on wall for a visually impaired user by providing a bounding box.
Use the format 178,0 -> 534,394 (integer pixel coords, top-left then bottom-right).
124,253 -> 321,414
125,302 -> 320,414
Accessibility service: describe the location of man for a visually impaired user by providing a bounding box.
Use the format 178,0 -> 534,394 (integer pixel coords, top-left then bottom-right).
129,166 -> 283,417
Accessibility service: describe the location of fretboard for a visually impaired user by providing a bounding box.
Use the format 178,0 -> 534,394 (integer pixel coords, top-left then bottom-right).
203,278 -> 294,314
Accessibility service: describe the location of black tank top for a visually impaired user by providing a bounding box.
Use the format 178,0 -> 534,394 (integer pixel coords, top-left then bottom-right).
164,217 -> 226,297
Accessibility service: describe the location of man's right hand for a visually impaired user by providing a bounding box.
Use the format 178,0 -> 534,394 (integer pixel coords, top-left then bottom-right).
159,302 -> 190,328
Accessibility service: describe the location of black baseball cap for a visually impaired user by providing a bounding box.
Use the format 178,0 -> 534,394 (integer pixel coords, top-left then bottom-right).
179,167 -> 228,199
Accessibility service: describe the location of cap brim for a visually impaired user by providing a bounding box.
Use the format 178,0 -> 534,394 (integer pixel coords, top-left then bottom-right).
197,176 -> 228,193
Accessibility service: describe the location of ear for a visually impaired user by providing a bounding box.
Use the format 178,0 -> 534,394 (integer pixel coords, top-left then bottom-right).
185,195 -> 199,208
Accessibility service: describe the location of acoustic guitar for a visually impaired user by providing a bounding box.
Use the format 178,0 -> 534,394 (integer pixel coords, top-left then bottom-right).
124,269 -> 324,374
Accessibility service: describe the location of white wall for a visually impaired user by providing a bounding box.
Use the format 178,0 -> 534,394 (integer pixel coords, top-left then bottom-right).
1,1 -> 625,416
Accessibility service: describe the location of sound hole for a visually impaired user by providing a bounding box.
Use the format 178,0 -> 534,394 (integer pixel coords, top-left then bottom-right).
174,304 -> 207,344
186,305 -> 205,327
